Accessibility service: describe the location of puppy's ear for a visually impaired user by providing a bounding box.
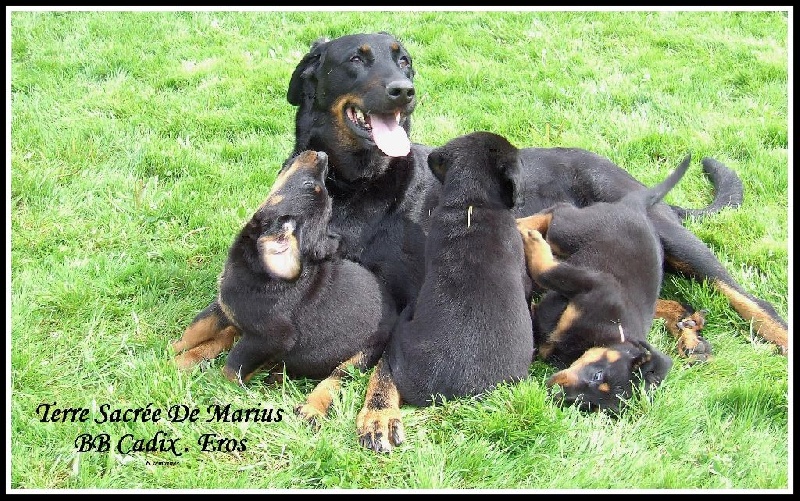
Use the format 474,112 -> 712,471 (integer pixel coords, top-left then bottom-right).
287,37 -> 329,106
502,155 -> 524,208
300,225 -> 340,262
428,149 -> 450,183
632,340 -> 673,392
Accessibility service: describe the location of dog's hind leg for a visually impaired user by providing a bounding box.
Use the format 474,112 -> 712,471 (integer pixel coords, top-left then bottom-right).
356,357 -> 405,453
294,352 -> 368,430
651,205 -> 788,354
654,299 -> 711,363
173,300 -> 240,369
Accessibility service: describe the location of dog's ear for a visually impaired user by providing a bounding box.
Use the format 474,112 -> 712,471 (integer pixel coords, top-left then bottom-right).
632,340 -> 673,392
501,154 -> 524,208
287,37 -> 330,106
428,149 -> 450,184
299,225 -> 340,262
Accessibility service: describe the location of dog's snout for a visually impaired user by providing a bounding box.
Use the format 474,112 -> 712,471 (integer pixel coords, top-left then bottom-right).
386,80 -> 415,104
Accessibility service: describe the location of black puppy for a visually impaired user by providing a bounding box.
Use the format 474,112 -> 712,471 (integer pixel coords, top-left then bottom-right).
516,155 -> 693,413
383,131 -> 534,407
173,150 -> 396,426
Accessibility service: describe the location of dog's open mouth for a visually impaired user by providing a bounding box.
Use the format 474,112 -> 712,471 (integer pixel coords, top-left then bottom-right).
346,106 -> 410,157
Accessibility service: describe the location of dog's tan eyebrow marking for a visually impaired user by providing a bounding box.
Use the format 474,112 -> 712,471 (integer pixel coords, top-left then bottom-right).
359,44 -> 372,55
548,370 -> 579,387
598,383 -> 611,393
390,42 -> 400,51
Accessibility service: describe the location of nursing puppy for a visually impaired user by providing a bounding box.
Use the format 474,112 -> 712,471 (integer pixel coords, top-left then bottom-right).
383,131 -> 534,406
173,150 -> 396,427
516,155 -> 692,414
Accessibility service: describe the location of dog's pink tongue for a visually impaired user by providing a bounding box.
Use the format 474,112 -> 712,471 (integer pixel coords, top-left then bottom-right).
370,114 -> 411,157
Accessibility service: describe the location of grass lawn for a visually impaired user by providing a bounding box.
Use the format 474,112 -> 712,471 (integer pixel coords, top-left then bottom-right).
9,8 -> 790,491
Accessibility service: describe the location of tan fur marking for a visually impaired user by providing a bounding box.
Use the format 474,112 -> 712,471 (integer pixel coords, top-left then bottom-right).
332,94 -> 365,150
714,280 -> 788,353
547,369 -> 579,387
390,42 -> 399,51
598,382 -> 611,393
174,326 -> 239,369
516,213 -> 553,235
521,229 -> 557,277
296,352 -> 365,426
172,315 -> 219,353
538,303 -> 580,359
259,233 -> 301,281
356,359 -> 405,452
570,347 -> 608,366
263,151 -> 319,204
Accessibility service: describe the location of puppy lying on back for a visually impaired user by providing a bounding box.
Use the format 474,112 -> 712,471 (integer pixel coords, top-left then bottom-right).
172,150 -> 397,426
384,131 -> 535,406
516,155 -> 692,414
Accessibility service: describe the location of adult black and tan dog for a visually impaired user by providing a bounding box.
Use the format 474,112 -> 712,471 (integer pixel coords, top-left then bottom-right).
180,32 -> 787,450
383,131 -> 535,407
172,150 -> 396,427
515,154 -> 693,414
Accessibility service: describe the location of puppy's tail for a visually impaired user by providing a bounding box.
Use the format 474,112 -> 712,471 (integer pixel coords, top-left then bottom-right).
668,157 -> 744,220
625,154 -> 691,209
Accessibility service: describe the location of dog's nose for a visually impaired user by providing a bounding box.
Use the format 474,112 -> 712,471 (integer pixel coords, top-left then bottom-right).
386,80 -> 415,105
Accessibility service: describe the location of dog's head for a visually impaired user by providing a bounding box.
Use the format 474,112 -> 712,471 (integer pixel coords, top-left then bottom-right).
545,340 -> 673,414
427,131 -> 523,208
241,150 -> 338,281
288,32 -> 416,173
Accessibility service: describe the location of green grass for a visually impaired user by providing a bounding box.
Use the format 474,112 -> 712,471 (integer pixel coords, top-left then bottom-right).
9,9 -> 789,491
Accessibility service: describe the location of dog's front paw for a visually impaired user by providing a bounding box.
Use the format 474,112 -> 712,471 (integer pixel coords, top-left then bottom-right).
675,311 -> 712,363
356,407 -> 405,453
294,402 -> 326,431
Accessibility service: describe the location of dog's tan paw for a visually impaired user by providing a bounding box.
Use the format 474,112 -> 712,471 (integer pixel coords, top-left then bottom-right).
294,403 -> 326,431
356,407 -> 405,453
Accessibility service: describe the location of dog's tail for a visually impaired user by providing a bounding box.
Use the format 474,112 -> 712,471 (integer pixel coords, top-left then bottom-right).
625,154 -> 691,209
668,157 -> 743,220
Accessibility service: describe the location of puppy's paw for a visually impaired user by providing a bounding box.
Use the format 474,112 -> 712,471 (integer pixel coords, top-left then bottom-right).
675,311 -> 712,363
174,350 -> 203,370
294,403 -> 326,431
677,329 -> 712,363
356,407 -> 405,453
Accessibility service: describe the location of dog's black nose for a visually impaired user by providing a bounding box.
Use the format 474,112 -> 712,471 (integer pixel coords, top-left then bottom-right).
386,80 -> 415,105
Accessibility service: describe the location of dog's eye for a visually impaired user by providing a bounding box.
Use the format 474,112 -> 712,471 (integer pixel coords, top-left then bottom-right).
303,180 -> 315,189
592,370 -> 604,382
349,55 -> 363,64
398,56 -> 411,69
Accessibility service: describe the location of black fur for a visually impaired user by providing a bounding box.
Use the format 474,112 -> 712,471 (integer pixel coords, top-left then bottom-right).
385,132 -> 535,406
